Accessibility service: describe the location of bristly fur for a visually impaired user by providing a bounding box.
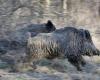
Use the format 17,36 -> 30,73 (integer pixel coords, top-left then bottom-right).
25,27 -> 100,71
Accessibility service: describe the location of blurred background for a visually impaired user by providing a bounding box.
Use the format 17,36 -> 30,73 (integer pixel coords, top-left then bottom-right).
0,0 -> 100,80
0,0 -> 100,49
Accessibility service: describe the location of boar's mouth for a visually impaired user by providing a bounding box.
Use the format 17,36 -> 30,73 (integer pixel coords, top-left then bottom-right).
93,49 -> 100,56
83,48 -> 100,56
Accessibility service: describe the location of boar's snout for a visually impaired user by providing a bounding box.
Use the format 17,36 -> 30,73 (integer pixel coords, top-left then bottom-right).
94,49 -> 100,56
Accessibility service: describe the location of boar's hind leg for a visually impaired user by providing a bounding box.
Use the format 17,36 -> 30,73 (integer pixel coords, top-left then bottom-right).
23,55 -> 37,70
67,55 -> 82,71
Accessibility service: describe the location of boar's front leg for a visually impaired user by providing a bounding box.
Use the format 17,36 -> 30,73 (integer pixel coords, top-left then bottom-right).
67,54 -> 83,71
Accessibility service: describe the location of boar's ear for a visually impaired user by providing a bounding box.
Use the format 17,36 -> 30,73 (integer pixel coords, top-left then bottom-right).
46,20 -> 53,27
45,20 -> 55,30
84,30 -> 91,40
